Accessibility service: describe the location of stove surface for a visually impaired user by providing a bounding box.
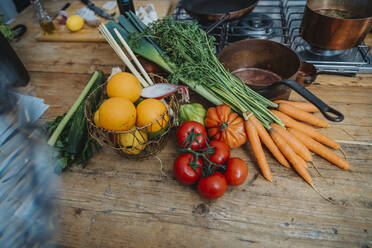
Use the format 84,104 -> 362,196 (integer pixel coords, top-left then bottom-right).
173,0 -> 372,73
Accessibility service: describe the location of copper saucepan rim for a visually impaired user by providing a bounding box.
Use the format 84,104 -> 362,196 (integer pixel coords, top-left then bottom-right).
306,1 -> 372,21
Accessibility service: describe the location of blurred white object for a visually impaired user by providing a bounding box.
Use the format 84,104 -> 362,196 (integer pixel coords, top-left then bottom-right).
107,67 -> 122,81
14,93 -> 49,124
136,3 -> 158,25
0,89 -> 58,248
77,7 -> 100,27
103,1 -> 117,11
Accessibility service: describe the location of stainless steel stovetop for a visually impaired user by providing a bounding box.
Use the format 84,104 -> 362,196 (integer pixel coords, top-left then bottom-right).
173,0 -> 372,73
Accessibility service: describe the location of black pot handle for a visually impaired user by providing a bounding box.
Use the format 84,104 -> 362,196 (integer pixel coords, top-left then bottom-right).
302,71 -> 356,85
276,80 -> 344,122
205,13 -> 231,34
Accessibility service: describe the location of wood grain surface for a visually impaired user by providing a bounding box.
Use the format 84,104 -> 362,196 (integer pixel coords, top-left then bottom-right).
10,1 -> 372,247
35,0 -> 171,42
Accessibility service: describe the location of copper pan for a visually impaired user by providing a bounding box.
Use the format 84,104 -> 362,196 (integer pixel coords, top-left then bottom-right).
218,39 -> 301,100
181,0 -> 259,35
182,0 -> 259,23
300,0 -> 372,50
218,39 -> 344,122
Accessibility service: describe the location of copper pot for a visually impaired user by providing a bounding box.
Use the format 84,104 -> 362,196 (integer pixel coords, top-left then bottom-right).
300,0 -> 372,50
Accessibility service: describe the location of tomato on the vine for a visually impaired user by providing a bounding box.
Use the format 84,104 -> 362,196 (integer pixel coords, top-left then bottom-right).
174,153 -> 203,185
205,140 -> 230,165
225,158 -> 248,186
198,172 -> 227,199
177,121 -> 207,150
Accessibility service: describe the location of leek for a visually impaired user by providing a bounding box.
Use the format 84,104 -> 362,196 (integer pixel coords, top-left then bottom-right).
47,71 -> 100,146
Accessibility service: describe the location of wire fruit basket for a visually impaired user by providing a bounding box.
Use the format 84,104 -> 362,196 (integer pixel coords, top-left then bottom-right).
85,74 -> 180,160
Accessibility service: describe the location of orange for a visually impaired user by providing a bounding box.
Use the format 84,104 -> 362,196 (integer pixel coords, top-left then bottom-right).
136,99 -> 168,133
99,97 -> 136,131
107,72 -> 141,102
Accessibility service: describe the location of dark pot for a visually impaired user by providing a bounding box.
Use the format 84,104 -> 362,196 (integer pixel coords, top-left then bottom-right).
0,32 -> 29,88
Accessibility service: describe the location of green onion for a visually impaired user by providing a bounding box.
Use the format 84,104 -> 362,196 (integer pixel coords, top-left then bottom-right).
106,21 -> 172,73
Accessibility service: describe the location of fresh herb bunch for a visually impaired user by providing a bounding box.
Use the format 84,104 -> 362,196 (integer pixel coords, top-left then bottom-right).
146,17 -> 282,128
44,70 -> 104,172
0,14 -> 15,40
180,129 -> 225,177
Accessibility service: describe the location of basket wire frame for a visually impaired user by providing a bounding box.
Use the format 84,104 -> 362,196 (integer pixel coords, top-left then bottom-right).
85,74 -> 180,160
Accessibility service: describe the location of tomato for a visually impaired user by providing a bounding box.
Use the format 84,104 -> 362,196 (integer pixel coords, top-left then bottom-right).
225,158 -> 248,186
205,140 -> 230,165
198,172 -> 227,199
174,153 -> 203,185
177,121 -> 207,150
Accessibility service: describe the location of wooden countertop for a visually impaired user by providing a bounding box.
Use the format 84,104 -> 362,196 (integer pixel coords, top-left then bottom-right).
11,1 -> 372,247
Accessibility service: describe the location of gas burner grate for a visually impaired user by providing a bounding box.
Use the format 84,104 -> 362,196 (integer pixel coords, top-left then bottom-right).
173,0 -> 372,73
173,0 -> 287,50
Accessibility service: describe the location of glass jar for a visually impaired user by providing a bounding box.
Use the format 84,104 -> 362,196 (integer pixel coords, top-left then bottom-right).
30,0 -> 55,34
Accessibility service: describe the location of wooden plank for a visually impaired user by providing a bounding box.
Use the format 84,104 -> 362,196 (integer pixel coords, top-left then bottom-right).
55,138 -> 372,248
35,0 -> 171,42
12,42 -> 122,75
314,74 -> 372,88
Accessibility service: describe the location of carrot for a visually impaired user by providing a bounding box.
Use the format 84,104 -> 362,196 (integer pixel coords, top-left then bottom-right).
249,116 -> 290,168
269,128 -> 313,186
270,123 -> 313,162
272,110 -> 340,150
277,103 -> 330,128
288,128 -> 350,170
245,118 -> 272,182
274,100 -> 319,112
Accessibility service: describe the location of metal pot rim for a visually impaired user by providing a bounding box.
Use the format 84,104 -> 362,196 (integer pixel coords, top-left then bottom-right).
306,0 -> 372,21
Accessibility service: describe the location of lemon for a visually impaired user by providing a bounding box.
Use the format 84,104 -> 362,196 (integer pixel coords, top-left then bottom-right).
66,15 -> 84,32
119,129 -> 147,155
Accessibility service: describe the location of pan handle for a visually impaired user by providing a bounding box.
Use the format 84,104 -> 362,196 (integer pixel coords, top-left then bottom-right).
317,71 -> 356,77
302,71 -> 356,85
275,80 -> 344,122
205,13 -> 231,34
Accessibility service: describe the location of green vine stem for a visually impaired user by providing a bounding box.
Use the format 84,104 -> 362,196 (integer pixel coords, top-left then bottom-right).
180,129 -> 226,177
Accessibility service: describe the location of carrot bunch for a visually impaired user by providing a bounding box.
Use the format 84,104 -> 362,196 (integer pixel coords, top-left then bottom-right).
244,100 -> 349,187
